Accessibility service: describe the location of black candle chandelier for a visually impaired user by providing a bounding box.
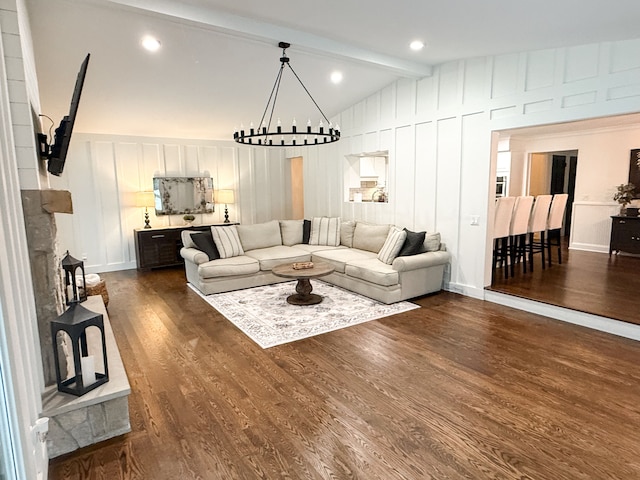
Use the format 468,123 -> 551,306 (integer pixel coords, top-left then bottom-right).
233,42 -> 340,147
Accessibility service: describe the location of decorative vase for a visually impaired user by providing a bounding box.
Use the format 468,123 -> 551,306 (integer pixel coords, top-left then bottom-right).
620,205 -> 628,216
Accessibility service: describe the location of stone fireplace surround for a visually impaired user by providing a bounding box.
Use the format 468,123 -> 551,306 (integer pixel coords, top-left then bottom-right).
21,189 -> 131,457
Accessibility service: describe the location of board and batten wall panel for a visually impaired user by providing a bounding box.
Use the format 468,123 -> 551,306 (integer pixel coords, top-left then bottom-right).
51,134 -> 289,273
314,38 -> 640,297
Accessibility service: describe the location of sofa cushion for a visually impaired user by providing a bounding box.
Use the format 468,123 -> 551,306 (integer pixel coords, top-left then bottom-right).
198,255 -> 259,278
236,220 -> 282,251
211,225 -> 244,258
244,245 -> 310,271
190,231 -> 220,261
345,258 -> 400,287
293,244 -> 346,254
340,220 -> 356,247
309,217 -> 341,246
399,228 -> 426,257
352,222 -> 390,253
279,219 -> 303,246
377,227 -> 407,264
312,248 -> 377,273
303,219 -> 311,244
423,232 -> 441,252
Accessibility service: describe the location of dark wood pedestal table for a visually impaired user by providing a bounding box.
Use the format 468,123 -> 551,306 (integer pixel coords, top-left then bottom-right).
271,261 -> 335,305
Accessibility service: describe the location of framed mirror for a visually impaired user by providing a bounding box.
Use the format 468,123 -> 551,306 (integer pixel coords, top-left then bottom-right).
152,177 -> 214,215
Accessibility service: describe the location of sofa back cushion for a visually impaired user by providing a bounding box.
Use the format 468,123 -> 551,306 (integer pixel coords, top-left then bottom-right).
340,220 -> 356,247
352,222 -> 390,253
211,225 -> 244,258
423,232 -> 441,252
279,219 -> 304,246
309,217 -> 341,246
236,220 -> 282,251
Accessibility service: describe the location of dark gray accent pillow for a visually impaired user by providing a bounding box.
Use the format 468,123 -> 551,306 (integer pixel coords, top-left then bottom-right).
399,228 -> 426,256
190,231 -> 220,261
302,219 -> 311,244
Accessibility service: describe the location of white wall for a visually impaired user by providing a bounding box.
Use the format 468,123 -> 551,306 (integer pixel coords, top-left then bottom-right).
0,0 -> 48,478
49,134 -> 290,273
293,39 -> 640,297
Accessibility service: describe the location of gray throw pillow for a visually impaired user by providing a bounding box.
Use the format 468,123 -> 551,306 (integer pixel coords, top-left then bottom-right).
302,219 -> 311,244
399,228 -> 426,256
190,231 -> 220,261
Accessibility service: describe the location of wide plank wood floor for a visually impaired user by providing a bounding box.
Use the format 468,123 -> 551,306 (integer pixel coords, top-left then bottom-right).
488,238 -> 640,325
49,267 -> 640,479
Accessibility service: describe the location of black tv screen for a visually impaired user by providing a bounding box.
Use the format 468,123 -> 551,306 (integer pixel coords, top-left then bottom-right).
47,53 -> 90,176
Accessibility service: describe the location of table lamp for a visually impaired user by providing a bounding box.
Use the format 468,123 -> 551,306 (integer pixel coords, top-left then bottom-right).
135,191 -> 155,228
215,189 -> 235,223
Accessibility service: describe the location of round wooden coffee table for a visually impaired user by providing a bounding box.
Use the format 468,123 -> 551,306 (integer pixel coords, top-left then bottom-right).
271,261 -> 335,305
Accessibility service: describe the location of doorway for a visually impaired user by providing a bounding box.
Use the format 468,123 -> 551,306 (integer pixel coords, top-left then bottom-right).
290,156 -> 304,219
529,150 -> 577,236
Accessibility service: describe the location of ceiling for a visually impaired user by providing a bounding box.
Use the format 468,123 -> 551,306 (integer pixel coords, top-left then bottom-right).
26,0 -> 640,141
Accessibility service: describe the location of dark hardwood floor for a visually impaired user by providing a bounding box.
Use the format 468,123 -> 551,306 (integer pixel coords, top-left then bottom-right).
489,237 -> 640,325
50,267 -> 640,479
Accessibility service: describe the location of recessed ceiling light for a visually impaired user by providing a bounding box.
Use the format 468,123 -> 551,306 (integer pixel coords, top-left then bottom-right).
409,40 -> 425,51
141,36 -> 161,52
330,71 -> 343,84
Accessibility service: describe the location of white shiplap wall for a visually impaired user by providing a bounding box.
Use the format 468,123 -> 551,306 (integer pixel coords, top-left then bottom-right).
49,134 -> 288,273
293,39 -> 640,298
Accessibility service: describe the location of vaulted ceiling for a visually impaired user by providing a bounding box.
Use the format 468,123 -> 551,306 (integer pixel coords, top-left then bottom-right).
26,0 -> 640,141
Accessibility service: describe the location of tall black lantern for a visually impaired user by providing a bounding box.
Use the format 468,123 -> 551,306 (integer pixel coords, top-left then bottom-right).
61,250 -> 87,305
51,303 -> 109,396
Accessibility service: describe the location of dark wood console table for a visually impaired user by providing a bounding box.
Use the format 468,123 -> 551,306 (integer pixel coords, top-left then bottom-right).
609,215 -> 640,255
134,223 -> 234,271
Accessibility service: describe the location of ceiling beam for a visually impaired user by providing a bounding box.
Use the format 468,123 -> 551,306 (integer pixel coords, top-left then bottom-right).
104,0 -> 433,78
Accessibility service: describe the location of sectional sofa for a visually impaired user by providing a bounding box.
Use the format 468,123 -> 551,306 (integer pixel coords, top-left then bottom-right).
180,218 -> 450,304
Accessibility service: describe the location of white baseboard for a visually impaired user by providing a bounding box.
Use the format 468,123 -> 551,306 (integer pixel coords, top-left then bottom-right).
484,290 -> 640,341
569,242 -> 609,254
445,282 -> 485,300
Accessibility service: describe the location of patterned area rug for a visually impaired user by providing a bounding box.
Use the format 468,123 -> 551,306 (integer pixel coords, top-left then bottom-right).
189,281 -> 420,348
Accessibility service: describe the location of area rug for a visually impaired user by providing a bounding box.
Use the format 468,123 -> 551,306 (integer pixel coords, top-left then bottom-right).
189,281 -> 419,348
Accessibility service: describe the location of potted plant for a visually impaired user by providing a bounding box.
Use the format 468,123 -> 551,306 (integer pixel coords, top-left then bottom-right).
613,183 -> 636,215
183,214 -> 195,225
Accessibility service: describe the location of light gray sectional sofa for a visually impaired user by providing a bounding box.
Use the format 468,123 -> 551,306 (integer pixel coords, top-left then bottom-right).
180,218 -> 450,304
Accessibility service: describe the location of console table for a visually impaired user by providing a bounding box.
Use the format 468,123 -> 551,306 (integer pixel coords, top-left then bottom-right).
134,224 -> 234,271
609,215 -> 640,255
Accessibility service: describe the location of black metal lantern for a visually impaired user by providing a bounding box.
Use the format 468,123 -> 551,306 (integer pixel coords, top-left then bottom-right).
51,303 -> 109,396
61,250 -> 87,305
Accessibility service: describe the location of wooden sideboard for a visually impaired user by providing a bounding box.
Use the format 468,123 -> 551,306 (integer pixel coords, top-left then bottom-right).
609,215 -> 640,255
134,224 -> 234,271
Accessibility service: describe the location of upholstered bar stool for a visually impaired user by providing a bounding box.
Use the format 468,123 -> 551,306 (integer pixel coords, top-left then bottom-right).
508,196 -> 534,276
492,196 -> 516,280
546,193 -> 569,266
527,194 -> 552,271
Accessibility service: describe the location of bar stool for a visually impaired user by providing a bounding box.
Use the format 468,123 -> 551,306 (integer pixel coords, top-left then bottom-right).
493,196 -> 515,280
546,193 -> 569,266
508,196 -> 534,276
527,195 -> 552,271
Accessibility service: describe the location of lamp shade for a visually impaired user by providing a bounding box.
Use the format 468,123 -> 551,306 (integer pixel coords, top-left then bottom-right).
135,191 -> 154,208
216,189 -> 235,205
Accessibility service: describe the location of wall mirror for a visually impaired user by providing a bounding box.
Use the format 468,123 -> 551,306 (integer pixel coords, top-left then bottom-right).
152,177 -> 214,215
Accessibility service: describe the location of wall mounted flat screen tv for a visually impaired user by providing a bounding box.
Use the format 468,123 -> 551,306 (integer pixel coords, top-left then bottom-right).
44,53 -> 90,176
